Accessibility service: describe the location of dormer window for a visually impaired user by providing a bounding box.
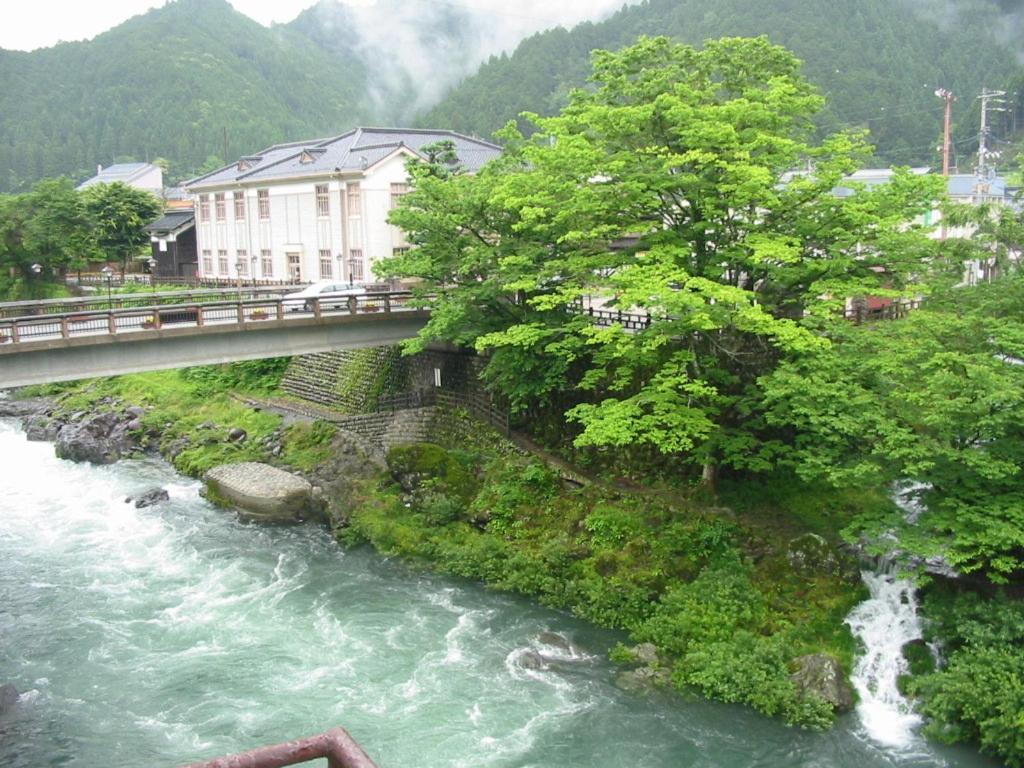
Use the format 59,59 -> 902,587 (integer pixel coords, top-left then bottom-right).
237,155 -> 261,172
300,151 -> 316,164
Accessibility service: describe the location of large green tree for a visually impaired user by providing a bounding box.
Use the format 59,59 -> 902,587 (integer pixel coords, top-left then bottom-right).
82,182 -> 163,277
385,35 -> 943,485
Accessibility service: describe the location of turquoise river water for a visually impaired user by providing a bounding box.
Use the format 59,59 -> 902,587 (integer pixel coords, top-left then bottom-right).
0,417 -> 998,767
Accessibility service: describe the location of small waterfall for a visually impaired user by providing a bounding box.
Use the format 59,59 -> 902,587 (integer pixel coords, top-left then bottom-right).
845,564 -> 923,748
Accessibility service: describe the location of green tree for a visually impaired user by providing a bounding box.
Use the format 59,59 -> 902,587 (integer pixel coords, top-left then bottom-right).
0,177 -> 98,298
386,35 -> 942,486
82,182 -> 163,276
759,277 -> 1024,581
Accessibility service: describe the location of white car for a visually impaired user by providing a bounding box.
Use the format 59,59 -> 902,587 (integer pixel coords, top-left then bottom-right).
283,281 -> 366,312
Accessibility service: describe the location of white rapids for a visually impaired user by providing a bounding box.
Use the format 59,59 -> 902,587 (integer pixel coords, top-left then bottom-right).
846,567 -> 924,748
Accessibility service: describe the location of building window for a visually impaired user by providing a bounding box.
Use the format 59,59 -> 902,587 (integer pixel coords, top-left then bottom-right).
348,249 -> 364,282
390,182 -> 409,209
260,249 -> 273,278
233,191 -> 245,219
346,183 -> 361,216
392,247 -> 410,258
202,249 -> 213,274
319,249 -> 332,279
214,193 -> 226,222
198,195 -> 210,223
315,184 -> 330,218
217,250 -> 228,274
257,189 -> 270,220
287,253 -> 301,282
236,249 -> 248,275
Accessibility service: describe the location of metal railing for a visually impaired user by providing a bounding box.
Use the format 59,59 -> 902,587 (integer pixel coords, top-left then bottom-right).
0,287 -> 293,319
179,726 -> 378,768
0,291 -> 422,348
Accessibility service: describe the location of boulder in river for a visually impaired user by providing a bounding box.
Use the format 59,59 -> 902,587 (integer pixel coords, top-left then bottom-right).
0,683 -> 19,714
126,488 -> 170,509
789,653 -> 854,712
54,411 -> 138,464
205,462 -> 312,523
23,414 -> 60,442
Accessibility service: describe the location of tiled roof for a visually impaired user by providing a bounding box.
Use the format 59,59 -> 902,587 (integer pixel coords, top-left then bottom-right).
78,162 -> 162,190
185,128 -> 501,189
145,210 -> 195,233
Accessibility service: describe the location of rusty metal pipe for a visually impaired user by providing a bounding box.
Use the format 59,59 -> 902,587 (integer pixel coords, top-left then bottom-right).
179,726 -> 379,768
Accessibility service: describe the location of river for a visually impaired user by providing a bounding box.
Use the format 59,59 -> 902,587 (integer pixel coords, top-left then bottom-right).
0,417 -> 997,767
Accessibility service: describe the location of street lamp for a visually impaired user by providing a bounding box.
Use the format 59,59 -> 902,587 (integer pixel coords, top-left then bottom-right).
250,254 -> 257,290
347,257 -> 358,287
100,265 -> 114,307
30,263 -> 42,276
235,259 -> 245,301
147,257 -> 158,291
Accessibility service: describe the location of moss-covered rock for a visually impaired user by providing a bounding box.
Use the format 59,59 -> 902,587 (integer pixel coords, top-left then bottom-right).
386,442 -> 479,503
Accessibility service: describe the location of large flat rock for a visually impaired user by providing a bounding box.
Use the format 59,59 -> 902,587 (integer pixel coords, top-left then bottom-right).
205,462 -> 312,522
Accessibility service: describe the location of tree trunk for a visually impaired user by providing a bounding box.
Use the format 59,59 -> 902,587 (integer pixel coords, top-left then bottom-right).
699,460 -> 718,496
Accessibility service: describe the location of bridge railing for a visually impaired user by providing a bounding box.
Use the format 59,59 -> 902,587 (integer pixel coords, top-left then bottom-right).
0,287 -> 293,319
0,292 -> 421,348
179,726 -> 378,768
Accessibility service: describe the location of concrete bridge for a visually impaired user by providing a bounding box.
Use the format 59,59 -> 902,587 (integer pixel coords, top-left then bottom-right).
0,292 -> 428,388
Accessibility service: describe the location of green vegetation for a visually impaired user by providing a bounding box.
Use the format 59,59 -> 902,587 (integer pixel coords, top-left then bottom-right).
387,34 -> 944,488
281,421 -> 338,472
343,439 -> 862,728
906,585 -> 1024,766
0,178 -> 161,299
422,0 -> 1022,166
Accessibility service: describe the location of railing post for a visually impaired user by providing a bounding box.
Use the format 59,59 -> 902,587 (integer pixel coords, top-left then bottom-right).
313,297 -> 323,320
107,312 -> 117,335
9,323 -> 19,344
237,300 -> 246,324
153,311 -> 162,330
195,306 -> 205,328
384,294 -> 391,313
60,316 -> 70,339
276,300 -> 284,321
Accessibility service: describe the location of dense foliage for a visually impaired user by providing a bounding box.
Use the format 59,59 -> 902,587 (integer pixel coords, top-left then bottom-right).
386,35 -> 943,486
909,585 -> 1024,766
761,276 -> 1024,581
421,0 -> 1022,166
0,178 -> 159,299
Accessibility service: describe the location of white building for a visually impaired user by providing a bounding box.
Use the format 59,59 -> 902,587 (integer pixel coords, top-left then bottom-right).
183,128 -> 501,284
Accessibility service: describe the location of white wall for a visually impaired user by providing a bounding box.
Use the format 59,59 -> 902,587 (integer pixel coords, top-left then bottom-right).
193,151 -> 415,283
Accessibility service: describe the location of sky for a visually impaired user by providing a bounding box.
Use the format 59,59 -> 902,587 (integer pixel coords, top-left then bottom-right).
0,0 -> 633,52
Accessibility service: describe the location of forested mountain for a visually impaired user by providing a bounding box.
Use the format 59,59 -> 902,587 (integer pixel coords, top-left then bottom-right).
0,0 -> 373,192
421,0 -> 1024,166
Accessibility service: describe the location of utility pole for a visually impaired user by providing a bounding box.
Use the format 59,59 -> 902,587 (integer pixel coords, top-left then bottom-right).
935,88 -> 955,241
935,88 -> 954,176
976,88 -> 1007,180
